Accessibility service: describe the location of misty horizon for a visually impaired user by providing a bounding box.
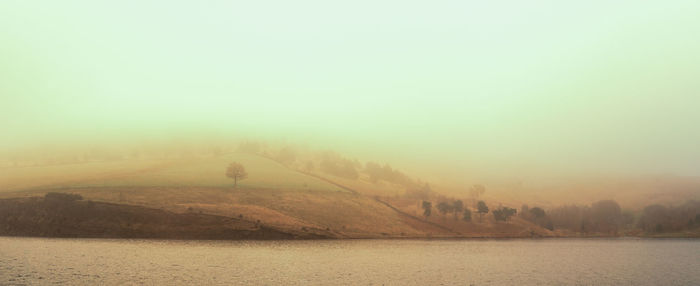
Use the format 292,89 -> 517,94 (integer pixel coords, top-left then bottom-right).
2,1 -> 699,179
2,2 -> 700,285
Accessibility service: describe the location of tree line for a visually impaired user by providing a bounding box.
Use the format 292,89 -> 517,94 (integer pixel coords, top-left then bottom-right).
420,199 -> 516,222
519,199 -> 700,235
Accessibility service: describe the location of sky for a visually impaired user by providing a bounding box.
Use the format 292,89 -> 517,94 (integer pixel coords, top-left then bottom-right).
1,1 -> 699,177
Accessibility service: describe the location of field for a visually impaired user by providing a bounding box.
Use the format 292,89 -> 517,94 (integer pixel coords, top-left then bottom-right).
0,153 -> 345,192
0,152 -> 554,238
0,153 -> 432,237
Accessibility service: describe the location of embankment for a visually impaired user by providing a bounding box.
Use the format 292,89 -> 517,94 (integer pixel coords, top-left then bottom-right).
0,195 -> 329,240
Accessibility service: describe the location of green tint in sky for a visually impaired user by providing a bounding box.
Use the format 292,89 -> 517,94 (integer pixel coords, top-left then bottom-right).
1,1 -> 699,175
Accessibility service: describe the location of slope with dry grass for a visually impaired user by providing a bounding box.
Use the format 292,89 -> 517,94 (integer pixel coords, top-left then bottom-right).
0,152 -> 558,238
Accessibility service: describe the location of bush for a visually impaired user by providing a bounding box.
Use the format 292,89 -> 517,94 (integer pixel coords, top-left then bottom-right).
319,152 -> 359,179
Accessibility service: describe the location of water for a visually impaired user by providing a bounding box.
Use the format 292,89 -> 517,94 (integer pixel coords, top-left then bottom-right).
1,237 -> 698,285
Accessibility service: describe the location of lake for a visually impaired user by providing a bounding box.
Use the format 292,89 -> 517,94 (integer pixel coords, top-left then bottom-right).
1,237 -> 698,285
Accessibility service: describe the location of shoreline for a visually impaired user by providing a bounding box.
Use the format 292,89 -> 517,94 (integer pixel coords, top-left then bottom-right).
2,196 -> 698,240
2,234 -> 699,241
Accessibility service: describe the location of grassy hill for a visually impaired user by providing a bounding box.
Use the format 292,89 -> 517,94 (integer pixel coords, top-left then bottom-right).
0,153 -> 346,192
0,152 -> 552,238
0,195 -> 324,240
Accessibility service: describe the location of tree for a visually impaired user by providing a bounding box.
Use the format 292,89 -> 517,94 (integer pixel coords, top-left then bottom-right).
364,161 -> 415,188
638,204 -> 670,233
636,200 -> 700,233
591,200 -> 622,234
422,201 -> 432,220
226,162 -> 248,188
437,202 -> 452,218
453,200 -> 464,220
520,204 -> 530,220
365,162 -> 383,183
477,200 -> 489,222
320,152 -> 359,179
275,147 -> 297,165
549,204 -> 591,233
463,209 -> 472,222
529,207 -> 546,219
405,183 -> 432,201
521,205 -> 552,229
493,207 -> 517,221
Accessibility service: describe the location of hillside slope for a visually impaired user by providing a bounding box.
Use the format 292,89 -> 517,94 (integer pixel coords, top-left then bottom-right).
0,153 -> 554,238
0,196 -> 326,239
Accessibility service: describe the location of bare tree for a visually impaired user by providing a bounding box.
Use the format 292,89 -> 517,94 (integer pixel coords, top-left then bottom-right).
275,147 -> 297,165
226,162 -> 248,188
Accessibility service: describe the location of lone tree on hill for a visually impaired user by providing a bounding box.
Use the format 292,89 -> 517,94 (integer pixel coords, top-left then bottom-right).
477,200 -> 489,222
226,162 -> 248,188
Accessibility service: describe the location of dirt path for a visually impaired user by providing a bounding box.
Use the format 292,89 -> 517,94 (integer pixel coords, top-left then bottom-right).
372,197 -> 459,234
250,153 -> 459,235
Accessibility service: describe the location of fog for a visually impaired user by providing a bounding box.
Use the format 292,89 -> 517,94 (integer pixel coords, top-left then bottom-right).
2,0 -> 700,185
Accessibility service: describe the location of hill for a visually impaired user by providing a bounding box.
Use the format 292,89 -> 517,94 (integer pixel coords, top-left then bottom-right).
0,152 -> 557,238
0,195 -> 326,239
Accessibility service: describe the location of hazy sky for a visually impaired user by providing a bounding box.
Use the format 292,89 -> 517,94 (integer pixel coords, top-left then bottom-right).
2,1 -> 699,176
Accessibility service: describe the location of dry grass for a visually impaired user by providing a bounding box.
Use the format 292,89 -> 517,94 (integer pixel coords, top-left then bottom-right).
383,197 -> 555,238
0,154 -> 431,237
0,153 -> 345,192
0,159 -> 170,192
0,153 -> 559,238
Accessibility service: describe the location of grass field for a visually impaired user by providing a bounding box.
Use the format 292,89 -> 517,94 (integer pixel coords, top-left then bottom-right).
0,153 -> 346,192
0,153 -> 438,237
0,152 -> 559,238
